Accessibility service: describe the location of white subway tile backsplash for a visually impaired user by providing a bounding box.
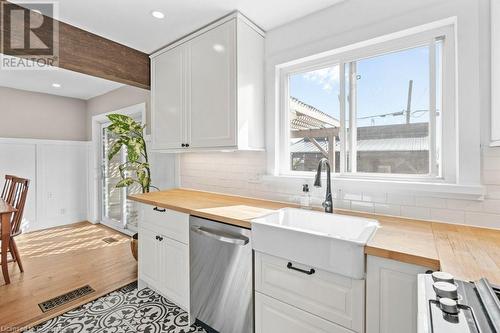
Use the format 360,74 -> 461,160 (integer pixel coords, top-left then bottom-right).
387,193 -> 415,206
362,192 -> 387,203
486,185 -> 500,199
351,201 -> 375,213
481,199 -> 500,214
374,203 -> 401,216
446,199 -> 484,212
341,191 -> 363,201
483,156 -> 500,171
483,170 -> 500,185
401,206 -> 431,220
179,149 -> 500,229
415,196 -> 447,209
465,212 -> 500,229
334,199 -> 351,210
430,208 -> 465,224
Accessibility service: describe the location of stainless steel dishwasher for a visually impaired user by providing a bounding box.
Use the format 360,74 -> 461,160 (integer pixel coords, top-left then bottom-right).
190,216 -> 253,333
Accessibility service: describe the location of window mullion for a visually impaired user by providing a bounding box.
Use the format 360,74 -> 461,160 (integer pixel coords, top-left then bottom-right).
349,61 -> 358,173
339,62 -> 346,174
429,40 -> 437,177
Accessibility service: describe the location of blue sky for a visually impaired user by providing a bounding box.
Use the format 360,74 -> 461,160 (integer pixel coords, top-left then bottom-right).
289,45 -> 433,127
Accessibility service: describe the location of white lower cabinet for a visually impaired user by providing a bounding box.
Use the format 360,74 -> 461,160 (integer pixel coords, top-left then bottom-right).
366,255 -> 431,333
255,252 -> 364,333
160,237 -> 189,310
255,292 -> 353,333
138,204 -> 190,313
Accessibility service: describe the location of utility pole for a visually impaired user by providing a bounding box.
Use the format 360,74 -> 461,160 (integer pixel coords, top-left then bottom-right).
406,80 -> 413,124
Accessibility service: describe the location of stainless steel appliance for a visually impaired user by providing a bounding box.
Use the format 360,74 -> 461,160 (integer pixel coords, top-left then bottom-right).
418,272 -> 500,333
190,216 -> 253,333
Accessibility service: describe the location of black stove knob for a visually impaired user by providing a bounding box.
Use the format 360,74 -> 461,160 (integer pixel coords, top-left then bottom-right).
439,297 -> 459,315
433,281 -> 458,300
432,271 -> 455,284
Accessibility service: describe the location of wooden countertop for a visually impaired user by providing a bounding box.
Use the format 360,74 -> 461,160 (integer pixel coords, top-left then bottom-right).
129,188 -> 500,284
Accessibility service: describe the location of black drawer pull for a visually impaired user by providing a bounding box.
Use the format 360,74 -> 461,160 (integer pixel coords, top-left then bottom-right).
153,207 -> 166,212
287,262 -> 315,275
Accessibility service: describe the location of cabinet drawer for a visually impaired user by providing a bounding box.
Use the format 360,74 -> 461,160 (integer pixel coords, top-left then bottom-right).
255,292 -> 353,333
255,252 -> 364,332
140,204 -> 189,244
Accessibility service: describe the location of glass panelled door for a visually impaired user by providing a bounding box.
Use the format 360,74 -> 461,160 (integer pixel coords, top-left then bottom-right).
101,122 -> 141,233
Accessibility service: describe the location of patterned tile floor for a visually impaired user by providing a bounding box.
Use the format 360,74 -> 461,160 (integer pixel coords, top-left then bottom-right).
26,283 -> 207,333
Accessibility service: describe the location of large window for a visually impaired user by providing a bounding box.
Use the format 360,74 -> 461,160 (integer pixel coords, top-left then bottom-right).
281,27 -> 453,180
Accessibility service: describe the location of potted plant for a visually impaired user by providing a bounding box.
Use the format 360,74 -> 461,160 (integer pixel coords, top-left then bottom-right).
106,113 -> 158,260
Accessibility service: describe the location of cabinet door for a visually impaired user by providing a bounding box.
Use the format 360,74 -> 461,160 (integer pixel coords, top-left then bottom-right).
255,292 -> 352,333
138,227 -> 160,289
152,46 -> 185,150
366,256 -> 429,333
255,252 -> 364,332
188,20 -> 237,148
160,237 -> 189,311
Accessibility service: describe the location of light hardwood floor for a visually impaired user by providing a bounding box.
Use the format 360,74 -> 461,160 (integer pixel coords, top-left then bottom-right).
0,221 -> 137,331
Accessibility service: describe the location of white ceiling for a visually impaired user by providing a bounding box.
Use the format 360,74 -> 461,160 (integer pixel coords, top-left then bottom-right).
0,56 -> 123,100
15,0 -> 345,53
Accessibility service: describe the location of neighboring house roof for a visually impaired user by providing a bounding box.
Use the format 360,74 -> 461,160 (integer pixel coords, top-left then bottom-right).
289,96 -> 340,130
290,137 -> 429,153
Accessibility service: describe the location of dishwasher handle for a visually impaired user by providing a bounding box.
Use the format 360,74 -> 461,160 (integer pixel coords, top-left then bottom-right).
191,226 -> 249,246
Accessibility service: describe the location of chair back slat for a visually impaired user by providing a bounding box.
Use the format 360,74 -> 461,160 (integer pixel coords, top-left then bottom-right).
7,177 -> 30,236
1,175 -> 16,201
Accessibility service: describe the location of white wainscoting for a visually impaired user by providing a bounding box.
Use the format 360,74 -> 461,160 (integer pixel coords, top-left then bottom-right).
0,138 -> 89,232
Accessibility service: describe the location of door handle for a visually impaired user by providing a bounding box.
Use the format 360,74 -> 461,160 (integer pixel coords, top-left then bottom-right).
287,262 -> 315,275
156,235 -> 163,241
153,207 -> 166,212
190,226 -> 249,246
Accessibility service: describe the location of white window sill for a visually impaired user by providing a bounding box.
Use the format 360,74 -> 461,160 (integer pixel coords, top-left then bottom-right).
262,174 -> 485,200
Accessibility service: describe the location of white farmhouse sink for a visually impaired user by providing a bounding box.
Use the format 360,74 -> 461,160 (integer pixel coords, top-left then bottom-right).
251,208 -> 379,279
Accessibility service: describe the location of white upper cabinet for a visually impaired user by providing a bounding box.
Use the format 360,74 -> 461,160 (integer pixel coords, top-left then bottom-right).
492,0 -> 500,146
151,46 -> 185,150
189,20 -> 236,148
151,12 -> 265,152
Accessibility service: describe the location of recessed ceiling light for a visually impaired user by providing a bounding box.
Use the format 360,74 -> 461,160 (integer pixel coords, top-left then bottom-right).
151,11 -> 165,19
52,83 -> 61,88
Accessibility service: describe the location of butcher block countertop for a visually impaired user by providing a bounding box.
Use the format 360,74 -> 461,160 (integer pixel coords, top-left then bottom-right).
129,188 -> 500,284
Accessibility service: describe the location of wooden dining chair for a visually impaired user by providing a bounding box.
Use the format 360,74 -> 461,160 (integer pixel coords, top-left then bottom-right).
1,175 -> 16,201
3,177 -> 30,272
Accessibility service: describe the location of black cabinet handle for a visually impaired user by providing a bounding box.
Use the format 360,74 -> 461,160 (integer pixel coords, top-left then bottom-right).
158,236 -> 164,242
155,235 -> 160,241
153,207 -> 166,212
287,262 -> 315,275
185,143 -> 190,147
181,143 -> 186,147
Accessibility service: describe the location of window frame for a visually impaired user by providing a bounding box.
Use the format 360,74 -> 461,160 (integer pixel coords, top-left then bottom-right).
278,25 -> 456,183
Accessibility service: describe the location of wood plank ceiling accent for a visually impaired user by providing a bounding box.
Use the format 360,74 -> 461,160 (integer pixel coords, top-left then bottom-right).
0,0 -> 150,89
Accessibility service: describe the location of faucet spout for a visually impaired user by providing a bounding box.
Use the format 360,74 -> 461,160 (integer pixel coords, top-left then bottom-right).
314,158 -> 333,213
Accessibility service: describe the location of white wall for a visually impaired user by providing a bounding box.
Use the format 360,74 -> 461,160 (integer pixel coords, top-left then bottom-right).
0,86 -> 87,141
179,0 -> 500,230
0,138 -> 89,232
86,85 -> 152,139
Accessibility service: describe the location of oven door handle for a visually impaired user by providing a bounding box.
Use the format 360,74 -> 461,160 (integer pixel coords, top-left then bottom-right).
190,226 -> 249,246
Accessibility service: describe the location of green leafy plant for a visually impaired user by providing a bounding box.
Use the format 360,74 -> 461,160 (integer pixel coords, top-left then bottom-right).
106,114 -> 157,193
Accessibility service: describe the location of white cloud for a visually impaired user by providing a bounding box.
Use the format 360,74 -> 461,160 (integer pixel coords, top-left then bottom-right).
302,66 -> 339,93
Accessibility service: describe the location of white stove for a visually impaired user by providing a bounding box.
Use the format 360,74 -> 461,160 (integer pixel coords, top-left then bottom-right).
418,272 -> 500,333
